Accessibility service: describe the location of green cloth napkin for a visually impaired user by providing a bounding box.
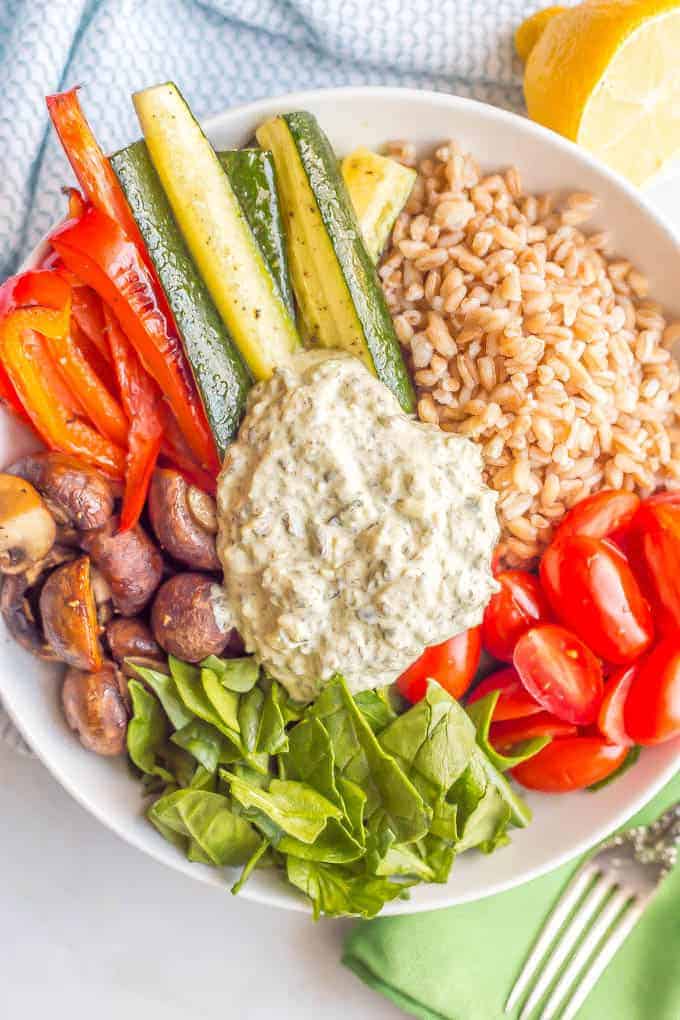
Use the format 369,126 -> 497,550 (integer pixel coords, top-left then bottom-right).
343,773 -> 680,1020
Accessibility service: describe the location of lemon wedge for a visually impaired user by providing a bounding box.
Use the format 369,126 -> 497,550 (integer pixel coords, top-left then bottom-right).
519,0 -> 680,186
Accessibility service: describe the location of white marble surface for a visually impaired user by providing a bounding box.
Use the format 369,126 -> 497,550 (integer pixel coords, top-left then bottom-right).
2,166 -> 680,1020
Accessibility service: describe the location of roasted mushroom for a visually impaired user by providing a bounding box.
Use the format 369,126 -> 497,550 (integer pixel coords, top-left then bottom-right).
0,544 -> 77,659
62,661 -> 129,755
0,474 -> 56,574
148,469 -> 220,571
80,515 -> 163,616
39,556 -> 103,671
7,452 -> 115,530
106,616 -> 162,666
151,572 -> 231,662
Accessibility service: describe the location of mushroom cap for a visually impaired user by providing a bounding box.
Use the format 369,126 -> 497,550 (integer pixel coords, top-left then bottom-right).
62,662 -> 129,756
148,470 -> 220,572
80,516 -> 163,616
0,474 -> 56,574
7,453 -> 115,530
151,572 -> 229,663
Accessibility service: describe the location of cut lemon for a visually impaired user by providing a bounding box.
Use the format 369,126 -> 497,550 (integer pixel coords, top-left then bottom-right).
520,0 -> 680,186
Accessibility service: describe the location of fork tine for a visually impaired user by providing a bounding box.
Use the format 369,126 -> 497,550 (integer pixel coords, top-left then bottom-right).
559,899 -> 647,1020
504,863 -> 595,1014
517,872 -> 613,1020
539,887 -> 632,1020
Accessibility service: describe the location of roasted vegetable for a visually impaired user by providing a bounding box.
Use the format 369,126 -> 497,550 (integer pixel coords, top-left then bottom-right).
111,140 -> 251,458
133,82 -> 300,381
7,452 -> 116,530
39,556 -> 103,671
0,474 -> 56,574
80,516 -> 163,616
151,572 -> 230,662
62,661 -> 129,755
148,469 -> 219,571
256,112 -> 414,412
341,147 -> 416,261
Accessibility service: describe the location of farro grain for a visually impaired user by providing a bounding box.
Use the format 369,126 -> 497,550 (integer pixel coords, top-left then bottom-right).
381,140 -> 680,565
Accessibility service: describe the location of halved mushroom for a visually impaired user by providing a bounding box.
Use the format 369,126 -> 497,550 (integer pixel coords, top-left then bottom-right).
7,452 -> 115,530
0,474 -> 56,574
106,616 -> 162,666
148,469 -> 220,571
62,661 -> 129,755
0,544 -> 77,659
39,556 -> 103,671
80,516 -> 163,616
151,572 -> 231,662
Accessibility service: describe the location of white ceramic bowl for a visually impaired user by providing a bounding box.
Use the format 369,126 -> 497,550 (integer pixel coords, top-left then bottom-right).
3,87 -> 679,915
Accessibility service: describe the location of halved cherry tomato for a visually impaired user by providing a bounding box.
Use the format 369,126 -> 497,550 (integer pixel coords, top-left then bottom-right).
635,503 -> 680,637
643,489 -> 680,508
553,490 -> 640,544
513,624 -> 604,725
490,712 -> 577,751
482,570 -> 551,662
466,667 -> 543,721
597,665 -> 636,747
512,736 -> 629,792
624,638 -> 680,745
540,535 -> 653,664
397,627 -> 482,704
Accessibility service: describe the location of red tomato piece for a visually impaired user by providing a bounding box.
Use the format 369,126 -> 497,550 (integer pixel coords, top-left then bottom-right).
597,665 -> 637,747
513,624 -> 604,725
553,490 -> 640,544
397,627 -> 482,704
512,736 -> 629,792
643,489 -> 680,508
466,667 -> 543,721
624,638 -> 680,745
489,712 -> 577,751
539,535 -> 653,664
635,503 -> 680,637
482,570 -> 552,662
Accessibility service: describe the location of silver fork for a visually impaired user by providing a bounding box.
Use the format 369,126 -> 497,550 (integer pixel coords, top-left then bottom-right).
505,802 -> 680,1020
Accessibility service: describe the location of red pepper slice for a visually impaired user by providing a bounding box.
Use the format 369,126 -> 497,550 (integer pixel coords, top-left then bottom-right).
0,271 -> 125,477
160,410 -> 218,497
43,321 -> 128,447
47,89 -> 152,270
103,307 -> 164,532
50,206 -> 218,472
70,284 -> 111,361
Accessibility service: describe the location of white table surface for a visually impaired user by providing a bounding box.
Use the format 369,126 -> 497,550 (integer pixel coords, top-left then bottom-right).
2,167 -> 680,1020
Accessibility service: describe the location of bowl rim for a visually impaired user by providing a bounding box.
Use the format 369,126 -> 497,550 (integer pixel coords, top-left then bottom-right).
6,84 -> 680,915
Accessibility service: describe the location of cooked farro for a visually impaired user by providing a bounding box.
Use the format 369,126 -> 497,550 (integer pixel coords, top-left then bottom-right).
381,140 -> 680,566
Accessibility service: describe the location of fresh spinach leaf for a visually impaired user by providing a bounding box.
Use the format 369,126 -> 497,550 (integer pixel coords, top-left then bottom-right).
374,842 -> 435,881
286,858 -> 411,920
127,680 -> 173,782
169,655 -> 240,745
353,688 -> 398,733
189,764 -> 218,791
283,717 -> 343,810
380,682 -> 477,799
128,662 -> 193,730
151,789 -> 261,866
466,691 -> 551,771
231,839 -> 271,895
201,655 -> 259,692
171,718 -> 240,773
310,676 -> 430,846
201,666 -> 241,733
228,775 -> 342,844
238,681 -> 288,756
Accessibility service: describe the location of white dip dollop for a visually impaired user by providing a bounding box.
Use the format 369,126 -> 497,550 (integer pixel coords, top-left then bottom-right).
216,351 -> 499,701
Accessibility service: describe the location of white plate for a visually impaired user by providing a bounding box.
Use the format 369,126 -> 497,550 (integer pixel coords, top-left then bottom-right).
2,87 -> 679,915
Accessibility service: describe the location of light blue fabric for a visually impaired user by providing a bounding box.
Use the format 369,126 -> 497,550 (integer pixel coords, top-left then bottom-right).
0,0 -> 543,279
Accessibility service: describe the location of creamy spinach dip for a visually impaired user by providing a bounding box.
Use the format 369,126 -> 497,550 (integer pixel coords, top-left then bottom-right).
215,351 -> 499,701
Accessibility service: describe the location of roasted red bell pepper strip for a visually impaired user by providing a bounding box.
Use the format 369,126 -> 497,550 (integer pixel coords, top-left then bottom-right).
0,271 -> 126,477
64,186 -> 86,220
160,410 -> 218,497
70,283 -> 111,361
50,206 -> 219,472
47,89 -> 152,267
43,322 -> 128,446
102,306 -> 164,531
